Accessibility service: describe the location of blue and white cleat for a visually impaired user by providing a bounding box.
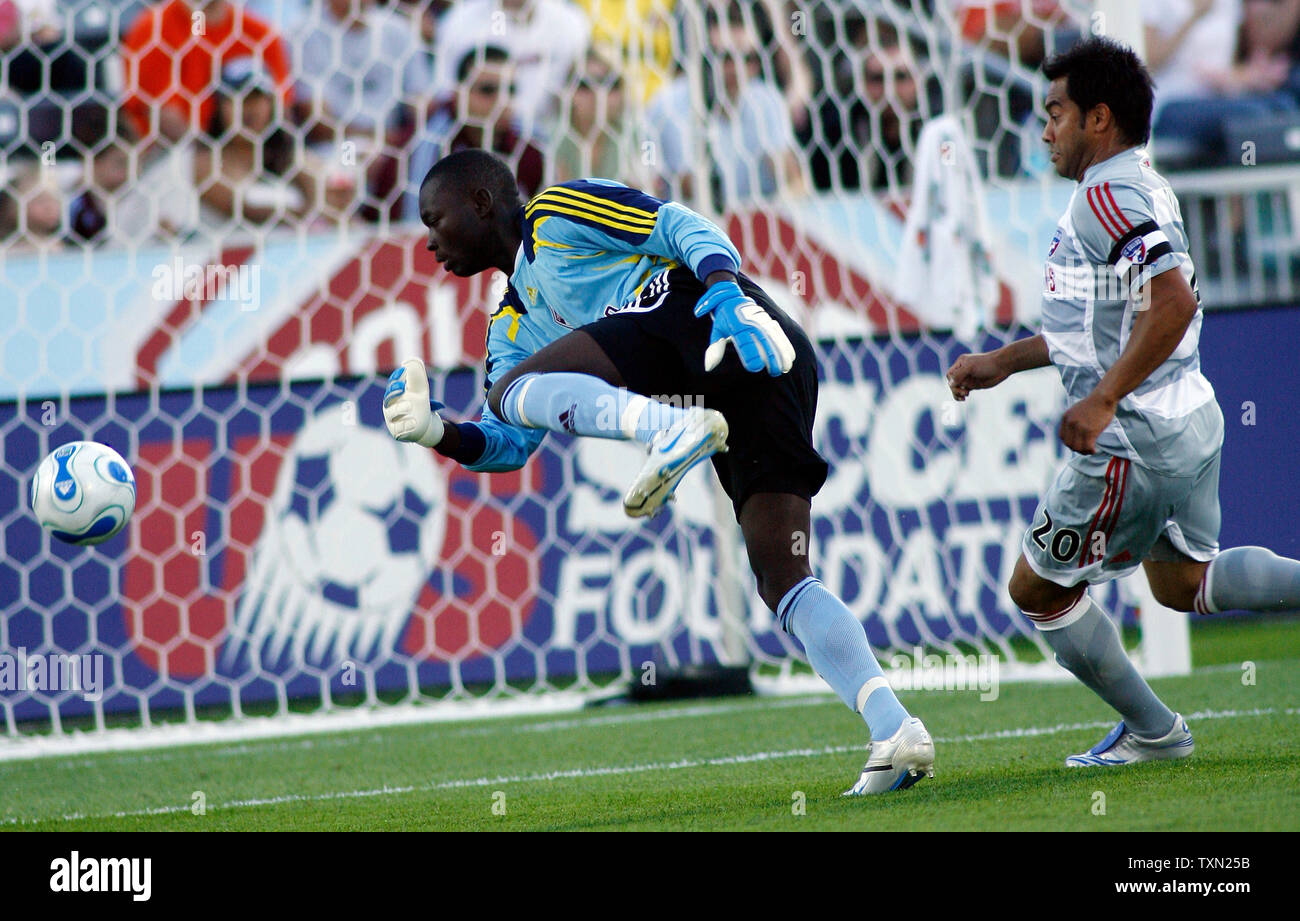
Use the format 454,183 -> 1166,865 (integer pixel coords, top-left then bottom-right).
1065,713 -> 1194,767
622,407 -> 729,518
843,717 -> 936,796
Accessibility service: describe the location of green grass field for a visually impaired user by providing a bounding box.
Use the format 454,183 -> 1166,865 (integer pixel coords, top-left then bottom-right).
3,615 -> 1298,832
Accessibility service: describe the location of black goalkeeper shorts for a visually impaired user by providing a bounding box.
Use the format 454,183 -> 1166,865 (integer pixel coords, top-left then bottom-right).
581,266 -> 829,518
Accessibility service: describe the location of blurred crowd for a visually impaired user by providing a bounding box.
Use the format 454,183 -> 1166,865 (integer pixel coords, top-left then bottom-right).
2,0 -> 1298,252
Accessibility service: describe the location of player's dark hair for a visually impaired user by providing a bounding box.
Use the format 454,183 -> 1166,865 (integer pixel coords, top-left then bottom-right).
420,148 -> 521,209
455,44 -> 510,83
1042,36 -> 1154,146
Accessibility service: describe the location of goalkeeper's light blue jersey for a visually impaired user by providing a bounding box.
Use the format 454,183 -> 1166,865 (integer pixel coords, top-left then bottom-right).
460,179 -> 742,472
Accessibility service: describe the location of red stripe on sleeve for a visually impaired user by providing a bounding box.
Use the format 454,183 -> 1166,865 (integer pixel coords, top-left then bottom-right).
1103,182 -> 1134,232
1087,186 -> 1122,240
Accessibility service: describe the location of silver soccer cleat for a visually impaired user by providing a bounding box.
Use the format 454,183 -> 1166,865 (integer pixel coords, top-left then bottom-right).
1065,713 -> 1194,767
843,717 -> 936,796
622,407 -> 729,518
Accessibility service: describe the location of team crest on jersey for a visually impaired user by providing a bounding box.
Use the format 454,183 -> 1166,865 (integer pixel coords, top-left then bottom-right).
1048,229 -> 1061,257
1121,237 -> 1147,264
526,286 -> 538,304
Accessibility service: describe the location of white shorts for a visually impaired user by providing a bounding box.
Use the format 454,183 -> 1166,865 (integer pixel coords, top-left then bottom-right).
1022,451 -> 1221,588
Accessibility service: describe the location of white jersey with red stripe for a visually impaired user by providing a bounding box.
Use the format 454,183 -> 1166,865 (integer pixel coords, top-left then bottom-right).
1041,146 -> 1222,476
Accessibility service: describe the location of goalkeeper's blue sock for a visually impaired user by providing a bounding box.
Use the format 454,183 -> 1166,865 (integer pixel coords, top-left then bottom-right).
778,577 -> 909,741
498,372 -> 686,445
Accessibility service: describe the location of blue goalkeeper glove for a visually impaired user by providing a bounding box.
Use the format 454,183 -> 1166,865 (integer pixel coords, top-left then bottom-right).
693,280 -> 795,376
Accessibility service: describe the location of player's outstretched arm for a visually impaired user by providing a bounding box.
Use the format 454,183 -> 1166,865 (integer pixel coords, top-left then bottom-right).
947,334 -> 1050,400
383,358 -> 546,472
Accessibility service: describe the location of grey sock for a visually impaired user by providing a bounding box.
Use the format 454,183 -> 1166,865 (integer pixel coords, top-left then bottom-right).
1038,597 -> 1176,738
1203,546 -> 1300,614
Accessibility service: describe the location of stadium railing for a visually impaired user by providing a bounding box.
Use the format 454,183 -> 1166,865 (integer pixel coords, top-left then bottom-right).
1168,166 -> 1300,310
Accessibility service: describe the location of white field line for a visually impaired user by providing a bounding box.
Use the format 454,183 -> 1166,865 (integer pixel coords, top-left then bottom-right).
3,705 -> 1294,828
24,697 -> 833,772
0,659 -> 1262,766
0,693 -> 595,765
0,660 -> 1284,770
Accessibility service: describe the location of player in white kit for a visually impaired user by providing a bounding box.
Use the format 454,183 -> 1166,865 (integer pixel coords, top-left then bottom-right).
947,37 -> 1300,767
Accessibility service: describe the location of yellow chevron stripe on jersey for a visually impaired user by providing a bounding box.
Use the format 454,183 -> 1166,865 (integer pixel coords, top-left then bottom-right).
541,186 -> 659,225
488,299 -> 523,343
525,204 -> 652,239
519,181 -> 668,262
529,216 -> 576,256
525,200 -> 656,236
526,196 -> 657,234
546,183 -> 658,215
527,186 -> 659,228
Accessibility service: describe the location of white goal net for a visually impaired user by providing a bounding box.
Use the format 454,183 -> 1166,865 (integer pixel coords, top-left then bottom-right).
0,0 -> 1192,754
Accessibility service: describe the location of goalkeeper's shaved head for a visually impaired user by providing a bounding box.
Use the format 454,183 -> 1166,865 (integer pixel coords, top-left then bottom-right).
420,149 -> 521,210
417,149 -> 526,278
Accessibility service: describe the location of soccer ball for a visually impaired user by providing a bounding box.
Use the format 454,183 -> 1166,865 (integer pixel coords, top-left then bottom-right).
30,441 -> 137,545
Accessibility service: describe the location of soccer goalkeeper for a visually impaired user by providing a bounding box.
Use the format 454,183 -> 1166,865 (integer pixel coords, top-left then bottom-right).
381,149 -> 934,795
948,37 -> 1300,767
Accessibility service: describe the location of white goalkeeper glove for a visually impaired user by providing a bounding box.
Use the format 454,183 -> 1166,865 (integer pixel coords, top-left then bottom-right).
382,359 -> 445,448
